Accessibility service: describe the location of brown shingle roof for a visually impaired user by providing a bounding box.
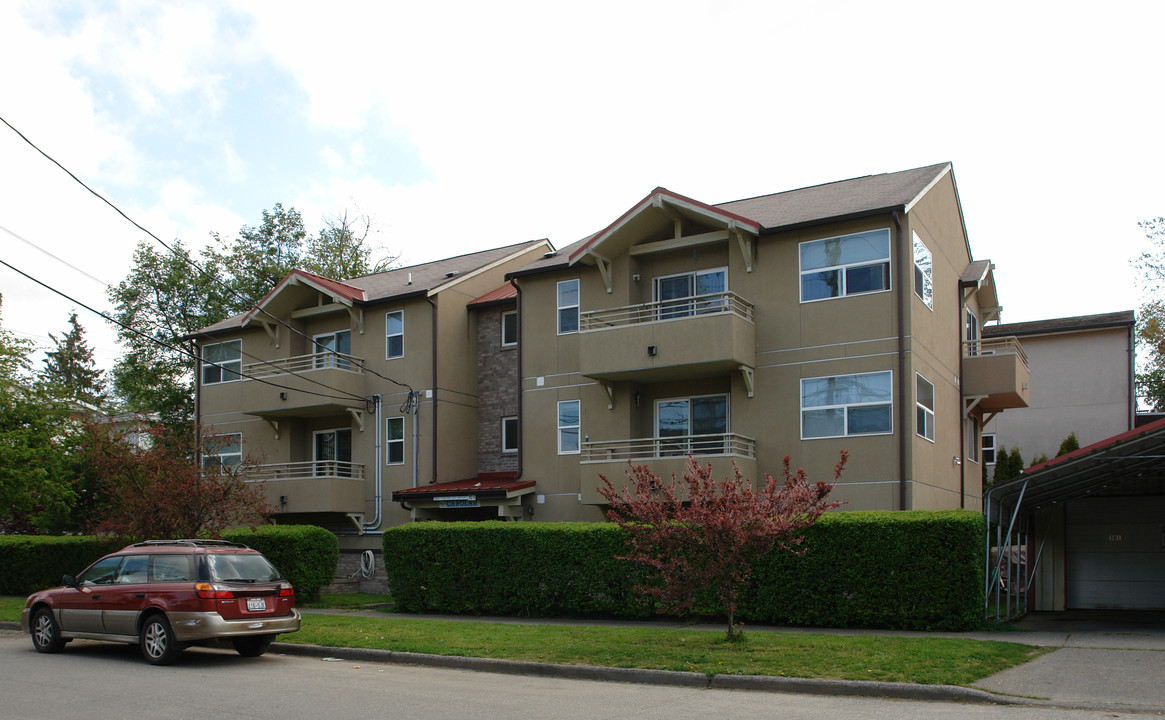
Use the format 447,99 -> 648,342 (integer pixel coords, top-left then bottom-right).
984,311 -> 1136,338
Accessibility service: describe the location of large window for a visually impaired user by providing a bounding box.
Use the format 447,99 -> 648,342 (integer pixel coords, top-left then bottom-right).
501,311 -> 518,347
913,232 -> 933,309
557,279 -> 579,334
653,268 -> 727,318
656,394 -> 729,455
916,373 -> 935,442
557,400 -> 580,454
386,417 -> 404,465
502,416 -> 518,453
386,311 -> 404,359
202,433 -> 242,470
799,229 -> 891,302
313,330 -> 352,369
202,340 -> 241,384
801,371 -> 893,439
313,428 -> 352,476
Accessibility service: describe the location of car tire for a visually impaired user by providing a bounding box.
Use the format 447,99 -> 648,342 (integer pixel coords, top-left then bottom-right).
232,634 -> 275,658
31,608 -> 65,654
140,614 -> 181,666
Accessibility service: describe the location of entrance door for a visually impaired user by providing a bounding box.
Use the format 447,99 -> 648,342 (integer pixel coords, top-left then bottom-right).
314,428 -> 352,476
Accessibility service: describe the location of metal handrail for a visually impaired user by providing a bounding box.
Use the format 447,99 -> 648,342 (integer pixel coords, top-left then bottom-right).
247,461 -> 366,481
964,336 -> 1029,368
579,292 -> 754,331
580,432 -> 756,462
241,352 -> 365,379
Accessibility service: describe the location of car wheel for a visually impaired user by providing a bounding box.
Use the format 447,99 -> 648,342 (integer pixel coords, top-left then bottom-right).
31,608 -> 65,653
140,615 -> 181,665
232,634 -> 275,657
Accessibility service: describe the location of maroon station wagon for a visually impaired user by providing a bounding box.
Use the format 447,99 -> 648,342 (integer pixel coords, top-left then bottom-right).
21,539 -> 301,665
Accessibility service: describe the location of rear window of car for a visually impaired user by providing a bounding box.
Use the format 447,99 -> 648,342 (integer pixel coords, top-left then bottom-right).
150,554 -> 194,582
204,553 -> 281,583
115,555 -> 149,584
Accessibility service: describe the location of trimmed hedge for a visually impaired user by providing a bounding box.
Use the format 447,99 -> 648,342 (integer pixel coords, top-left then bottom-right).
382,510 -> 984,631
222,525 -> 338,602
0,536 -> 122,595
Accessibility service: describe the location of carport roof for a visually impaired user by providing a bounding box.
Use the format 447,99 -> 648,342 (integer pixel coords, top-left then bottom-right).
986,417 -> 1165,523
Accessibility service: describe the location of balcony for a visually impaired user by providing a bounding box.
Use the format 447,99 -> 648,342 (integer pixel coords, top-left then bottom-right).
235,352 -> 365,417
578,432 -> 757,504
578,292 -> 755,383
963,337 -> 1030,413
247,461 -> 366,514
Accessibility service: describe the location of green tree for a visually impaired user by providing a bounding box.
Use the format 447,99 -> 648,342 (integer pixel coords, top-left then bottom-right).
302,210 -> 398,280
1056,432 -> 1080,456
207,203 -> 307,312
990,445 -> 1025,486
1134,217 -> 1165,408
0,294 -> 34,386
38,312 -> 107,407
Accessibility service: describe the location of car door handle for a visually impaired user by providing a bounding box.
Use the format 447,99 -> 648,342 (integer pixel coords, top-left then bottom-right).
135,593 -> 146,599
91,595 -> 101,600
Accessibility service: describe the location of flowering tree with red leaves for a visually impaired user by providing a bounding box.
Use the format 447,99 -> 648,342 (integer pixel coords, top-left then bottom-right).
598,452 -> 847,641
78,422 -> 273,540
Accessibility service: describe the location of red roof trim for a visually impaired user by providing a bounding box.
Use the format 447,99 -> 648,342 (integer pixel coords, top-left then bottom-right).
467,284 -> 518,307
242,270 -> 366,324
1024,416 -> 1165,474
391,472 -> 535,499
567,188 -> 763,264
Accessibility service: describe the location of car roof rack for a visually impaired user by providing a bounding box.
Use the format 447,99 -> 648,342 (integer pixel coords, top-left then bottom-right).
129,539 -> 251,549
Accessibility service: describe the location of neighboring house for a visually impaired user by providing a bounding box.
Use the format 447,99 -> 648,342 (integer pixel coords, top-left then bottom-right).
982,311 -> 1135,482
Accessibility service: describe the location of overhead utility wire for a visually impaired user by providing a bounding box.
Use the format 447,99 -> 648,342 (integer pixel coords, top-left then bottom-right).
0,222 -> 365,402
0,114 -> 414,394
0,257 -> 368,405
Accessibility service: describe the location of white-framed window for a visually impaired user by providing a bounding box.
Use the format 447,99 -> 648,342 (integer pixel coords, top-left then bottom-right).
656,394 -> 729,456
557,279 -> 579,334
799,229 -> 891,302
313,330 -> 352,369
653,268 -> 727,318
557,399 -> 580,454
966,309 -> 980,356
386,417 -> 404,465
313,428 -> 352,476
916,373 -> 935,442
202,340 -> 241,385
501,416 -> 518,453
966,416 -> 980,463
913,232 -> 933,309
501,311 -> 518,347
386,311 -> 404,359
801,371 -> 893,439
202,433 -> 241,470
983,433 -> 997,465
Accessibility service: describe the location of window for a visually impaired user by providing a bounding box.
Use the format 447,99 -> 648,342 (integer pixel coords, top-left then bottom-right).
557,400 -> 580,454
966,309 -> 980,355
114,555 -> 149,584
916,373 -> 935,442
202,340 -> 241,384
386,417 -> 404,465
386,311 -> 404,359
502,311 -> 518,347
653,268 -> 727,318
78,556 -> 122,586
799,229 -> 891,302
656,394 -> 729,456
913,232 -> 933,309
202,433 -> 241,470
801,371 -> 893,439
983,433 -> 997,465
557,279 -> 579,334
502,416 -> 518,453
313,428 -> 352,476
150,555 -> 194,583
966,416 -> 980,463
313,330 -> 352,369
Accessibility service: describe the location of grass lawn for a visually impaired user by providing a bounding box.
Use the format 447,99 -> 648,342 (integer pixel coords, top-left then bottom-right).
0,597 -> 25,623
284,614 -> 1047,686
300,593 -> 394,610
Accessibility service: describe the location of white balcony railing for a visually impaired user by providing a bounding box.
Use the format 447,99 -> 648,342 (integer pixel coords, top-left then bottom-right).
241,352 -> 364,379
580,433 -> 757,463
579,292 -> 754,332
247,461 -> 366,482
964,336 -> 1029,368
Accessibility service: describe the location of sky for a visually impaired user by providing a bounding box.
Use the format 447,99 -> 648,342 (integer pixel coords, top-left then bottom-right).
2,0 -> 1163,375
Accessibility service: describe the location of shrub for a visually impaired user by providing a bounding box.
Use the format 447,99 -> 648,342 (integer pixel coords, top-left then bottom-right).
222,525 -> 338,602
0,535 -> 122,595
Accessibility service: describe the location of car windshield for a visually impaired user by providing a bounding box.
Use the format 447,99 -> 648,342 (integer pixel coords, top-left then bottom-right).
205,553 -> 281,583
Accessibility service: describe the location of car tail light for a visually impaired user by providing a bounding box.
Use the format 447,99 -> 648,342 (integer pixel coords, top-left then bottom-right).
195,583 -> 237,599
278,582 -> 294,598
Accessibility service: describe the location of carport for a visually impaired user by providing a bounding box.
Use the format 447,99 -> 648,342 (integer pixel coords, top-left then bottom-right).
985,418 -> 1165,620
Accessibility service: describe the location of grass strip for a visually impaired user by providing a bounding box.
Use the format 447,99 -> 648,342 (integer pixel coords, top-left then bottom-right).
300,593 -> 394,609
284,614 -> 1047,686
0,597 -> 25,623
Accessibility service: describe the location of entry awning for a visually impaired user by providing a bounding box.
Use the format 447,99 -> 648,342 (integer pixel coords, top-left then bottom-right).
391,472 -> 536,503
986,417 -> 1165,524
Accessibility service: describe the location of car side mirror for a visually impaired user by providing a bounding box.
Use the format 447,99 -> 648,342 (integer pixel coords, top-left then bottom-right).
62,574 -> 78,588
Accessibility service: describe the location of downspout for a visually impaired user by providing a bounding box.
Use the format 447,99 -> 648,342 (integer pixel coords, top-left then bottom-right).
427,296 -> 439,484
957,283 -> 967,509
192,339 -> 202,466
509,278 -> 524,482
361,394 -> 383,532
893,211 -> 908,511
1127,323 -> 1136,429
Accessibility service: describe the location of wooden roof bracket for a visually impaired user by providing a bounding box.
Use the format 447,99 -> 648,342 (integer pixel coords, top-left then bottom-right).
739,365 -> 754,398
652,196 -> 685,238
347,305 -> 365,334
346,513 -> 365,535
589,251 -> 613,294
263,417 -> 280,440
963,396 -> 985,419
598,380 -> 615,409
258,319 -> 279,348
730,223 -> 753,273
347,407 -> 365,432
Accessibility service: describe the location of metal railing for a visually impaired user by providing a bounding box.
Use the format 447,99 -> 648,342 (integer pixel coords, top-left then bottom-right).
580,433 -> 756,463
964,336 -> 1029,368
579,291 -> 754,332
241,352 -> 365,379
247,461 -> 366,482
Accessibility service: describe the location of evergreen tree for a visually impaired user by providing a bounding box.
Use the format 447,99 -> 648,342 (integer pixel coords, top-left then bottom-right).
39,312 -> 107,407
1057,432 -> 1080,456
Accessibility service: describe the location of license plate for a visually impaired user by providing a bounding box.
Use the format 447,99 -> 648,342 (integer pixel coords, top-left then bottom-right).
246,598 -> 266,612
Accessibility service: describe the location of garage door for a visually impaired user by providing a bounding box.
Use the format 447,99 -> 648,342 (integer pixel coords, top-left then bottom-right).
1065,496 -> 1165,610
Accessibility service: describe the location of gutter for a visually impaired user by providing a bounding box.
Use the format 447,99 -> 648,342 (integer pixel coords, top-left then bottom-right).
509,278 -> 524,483
427,295 -> 439,485
893,211 -> 908,511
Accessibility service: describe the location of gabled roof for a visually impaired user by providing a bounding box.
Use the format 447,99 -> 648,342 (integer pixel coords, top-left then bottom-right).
241,270 -> 366,326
